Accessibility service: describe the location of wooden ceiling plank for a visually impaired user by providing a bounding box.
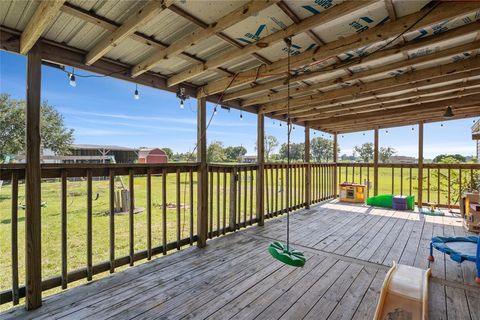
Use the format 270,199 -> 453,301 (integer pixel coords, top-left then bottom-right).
242,41 -> 480,106
260,57 -> 480,114
222,22 -> 480,102
276,78 -> 480,118
131,0 -> 278,78
199,2 -> 480,97
168,0 -> 371,88
20,0 -> 65,55
85,0 -> 174,66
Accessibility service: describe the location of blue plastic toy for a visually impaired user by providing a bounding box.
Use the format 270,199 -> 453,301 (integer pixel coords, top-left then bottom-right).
428,236 -> 480,284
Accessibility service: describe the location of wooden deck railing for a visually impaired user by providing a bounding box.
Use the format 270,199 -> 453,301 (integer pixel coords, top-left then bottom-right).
0,161 -> 337,306
337,162 -> 480,208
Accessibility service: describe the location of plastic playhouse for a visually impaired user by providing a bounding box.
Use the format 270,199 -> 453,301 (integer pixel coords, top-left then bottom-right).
339,182 -> 366,203
367,194 -> 415,210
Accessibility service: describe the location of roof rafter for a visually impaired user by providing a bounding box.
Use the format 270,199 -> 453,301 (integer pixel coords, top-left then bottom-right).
20,0 -> 65,54
260,57 -> 480,114
221,22 -> 480,102
85,0 -> 174,66
167,0 -> 372,88
199,2 -> 480,98
131,0 -> 278,78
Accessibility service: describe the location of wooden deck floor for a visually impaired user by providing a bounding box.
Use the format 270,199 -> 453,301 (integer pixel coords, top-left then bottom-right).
2,201 -> 480,320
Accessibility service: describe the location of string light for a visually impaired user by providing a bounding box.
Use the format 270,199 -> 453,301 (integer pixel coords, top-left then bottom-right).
240,111 -> 243,120
214,106 -> 218,115
134,84 -> 139,100
440,123 -> 444,127
68,68 -> 76,87
176,87 -> 188,109
279,122 -> 282,127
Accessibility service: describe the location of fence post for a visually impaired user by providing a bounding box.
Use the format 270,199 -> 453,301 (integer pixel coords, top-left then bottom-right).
333,132 -> 338,197
256,113 -> 265,226
229,168 -> 237,230
197,97 -> 208,248
25,42 -> 42,310
305,127 -> 311,208
374,128 -> 379,196
418,122 -> 424,208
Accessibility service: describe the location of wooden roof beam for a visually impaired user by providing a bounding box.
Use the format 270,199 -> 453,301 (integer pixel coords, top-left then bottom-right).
221,22 -> 480,102
293,88 -> 480,122
317,106 -> 480,133
260,57 -> 480,114
287,81 -> 480,120
85,0 -> 174,66
384,0 -> 397,22
199,2 -> 480,97
130,0 -> 278,78
306,94 -> 480,127
166,0 -> 371,88
59,2 -> 204,65
242,38 -> 480,106
20,0 -> 65,54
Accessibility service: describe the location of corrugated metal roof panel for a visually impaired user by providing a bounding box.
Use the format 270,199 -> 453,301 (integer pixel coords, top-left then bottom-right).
174,0 -> 249,25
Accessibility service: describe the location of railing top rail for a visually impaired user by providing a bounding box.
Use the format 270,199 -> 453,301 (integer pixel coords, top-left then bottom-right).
336,162 -> 480,169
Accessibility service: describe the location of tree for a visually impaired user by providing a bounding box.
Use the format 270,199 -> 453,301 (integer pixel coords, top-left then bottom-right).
354,143 -> 374,162
379,146 -> 396,163
311,137 -> 339,162
224,145 -> 247,162
279,142 -> 304,161
207,141 -> 225,163
0,94 -> 74,161
162,147 -> 173,160
433,154 -> 466,163
264,135 -> 279,161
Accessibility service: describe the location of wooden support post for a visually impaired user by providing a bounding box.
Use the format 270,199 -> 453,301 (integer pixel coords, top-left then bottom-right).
418,122 -> 424,208
333,132 -> 338,197
305,127 -> 311,208
197,97 -> 208,248
25,42 -> 42,310
256,113 -> 265,226
374,128 -> 379,196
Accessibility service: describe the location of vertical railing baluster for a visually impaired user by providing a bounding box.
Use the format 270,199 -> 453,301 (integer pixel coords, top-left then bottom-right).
367,166 -> 370,198
250,167 -> 254,224
458,169 -> 462,204
470,168 -> 474,190
190,169 -> 194,243
427,167 -> 430,204
448,168 -> 451,208
217,169 -> 221,235
176,169 -> 181,249
229,168 -> 237,230
352,165 -> 355,184
209,169 -> 213,238
61,170 -> 67,289
360,166 -> 363,187
238,168 -> 242,225
391,167 -> 394,195
11,171 -> 19,304
293,165 -> 297,207
265,167 -> 269,217
437,168 -> 441,206
109,170 -> 115,273
87,169 -> 93,279
128,169 -> 134,266
281,164 -> 284,213
275,165 -> 279,214
147,169 -> 152,258
409,167 -> 412,196
244,167 -> 247,224
222,170 -> 227,234
162,169 -> 167,255
400,167 -> 403,196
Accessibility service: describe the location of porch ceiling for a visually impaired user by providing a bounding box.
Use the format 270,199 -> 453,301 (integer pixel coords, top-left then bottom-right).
0,0 -> 479,133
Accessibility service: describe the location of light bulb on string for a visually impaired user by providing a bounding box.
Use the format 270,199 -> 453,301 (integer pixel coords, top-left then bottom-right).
440,123 -> 444,127
279,122 -> 282,127
240,111 -> 243,120
134,84 -> 139,100
180,99 -> 184,109
68,68 -> 76,87
214,107 -> 218,115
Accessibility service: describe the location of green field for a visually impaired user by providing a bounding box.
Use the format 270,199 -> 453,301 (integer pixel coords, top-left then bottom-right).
1,165 -> 478,310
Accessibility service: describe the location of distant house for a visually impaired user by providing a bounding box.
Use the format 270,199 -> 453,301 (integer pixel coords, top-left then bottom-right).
390,155 -> 417,164
138,148 -> 169,164
238,154 -> 257,163
473,120 -> 480,163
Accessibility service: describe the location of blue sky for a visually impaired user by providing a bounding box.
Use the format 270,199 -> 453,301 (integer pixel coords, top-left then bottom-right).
1,50 -> 478,159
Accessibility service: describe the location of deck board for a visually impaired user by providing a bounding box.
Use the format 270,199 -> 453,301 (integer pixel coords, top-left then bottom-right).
2,201 -> 479,320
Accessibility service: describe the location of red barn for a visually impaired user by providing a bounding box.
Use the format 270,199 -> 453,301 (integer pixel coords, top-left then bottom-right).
138,148 -> 168,164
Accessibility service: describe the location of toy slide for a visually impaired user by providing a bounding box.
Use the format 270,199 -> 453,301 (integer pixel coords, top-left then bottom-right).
374,262 -> 431,320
